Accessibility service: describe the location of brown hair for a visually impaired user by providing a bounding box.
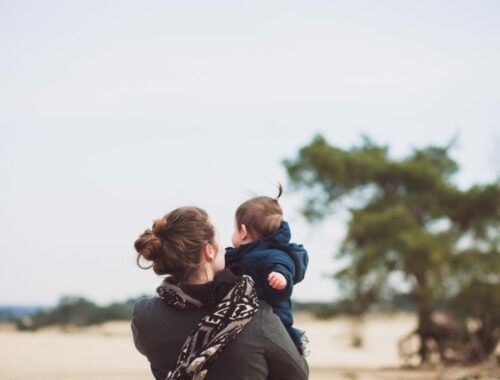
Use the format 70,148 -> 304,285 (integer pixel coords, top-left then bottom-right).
134,206 -> 216,279
235,184 -> 283,240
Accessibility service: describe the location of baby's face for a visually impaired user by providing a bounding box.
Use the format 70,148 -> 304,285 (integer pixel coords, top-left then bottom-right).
231,220 -> 244,249
212,233 -> 225,274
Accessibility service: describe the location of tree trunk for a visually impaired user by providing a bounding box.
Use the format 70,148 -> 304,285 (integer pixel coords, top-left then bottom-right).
417,302 -> 433,363
415,272 -> 433,364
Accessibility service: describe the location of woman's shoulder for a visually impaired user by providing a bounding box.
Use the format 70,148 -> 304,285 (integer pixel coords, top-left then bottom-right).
132,297 -> 166,321
133,296 -> 162,310
132,296 -> 209,332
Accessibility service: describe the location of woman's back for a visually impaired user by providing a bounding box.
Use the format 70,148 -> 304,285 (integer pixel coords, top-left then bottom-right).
132,298 -> 309,380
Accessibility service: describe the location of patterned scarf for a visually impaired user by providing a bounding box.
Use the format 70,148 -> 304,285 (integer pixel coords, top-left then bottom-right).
157,271 -> 259,380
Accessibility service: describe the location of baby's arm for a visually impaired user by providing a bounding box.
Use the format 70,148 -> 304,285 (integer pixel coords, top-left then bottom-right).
260,255 -> 295,305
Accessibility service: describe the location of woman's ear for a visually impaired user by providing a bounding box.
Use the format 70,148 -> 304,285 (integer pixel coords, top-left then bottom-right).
204,243 -> 216,261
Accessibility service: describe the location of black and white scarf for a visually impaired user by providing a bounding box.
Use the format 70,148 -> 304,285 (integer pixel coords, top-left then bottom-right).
157,271 -> 259,380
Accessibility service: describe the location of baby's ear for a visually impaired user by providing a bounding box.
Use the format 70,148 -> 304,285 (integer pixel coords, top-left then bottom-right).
240,224 -> 248,239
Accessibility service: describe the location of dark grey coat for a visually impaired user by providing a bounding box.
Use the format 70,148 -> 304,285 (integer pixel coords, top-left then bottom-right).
131,297 -> 309,380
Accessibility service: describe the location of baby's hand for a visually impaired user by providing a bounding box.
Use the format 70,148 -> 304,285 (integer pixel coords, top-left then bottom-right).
268,272 -> 287,290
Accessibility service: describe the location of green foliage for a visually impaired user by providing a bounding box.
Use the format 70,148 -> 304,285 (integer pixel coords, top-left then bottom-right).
15,296 -> 142,331
285,134 -> 500,364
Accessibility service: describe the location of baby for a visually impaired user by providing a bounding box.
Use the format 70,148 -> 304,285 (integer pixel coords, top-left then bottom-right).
225,185 -> 309,354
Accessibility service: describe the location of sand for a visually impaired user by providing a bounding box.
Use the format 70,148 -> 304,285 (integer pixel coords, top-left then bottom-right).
0,314 -> 498,380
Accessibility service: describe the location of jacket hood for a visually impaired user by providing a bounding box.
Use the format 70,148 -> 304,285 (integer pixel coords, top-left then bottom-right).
262,221 -> 292,245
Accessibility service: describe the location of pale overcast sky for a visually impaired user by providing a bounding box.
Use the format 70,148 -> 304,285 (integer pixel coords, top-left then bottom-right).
1,0 -> 499,305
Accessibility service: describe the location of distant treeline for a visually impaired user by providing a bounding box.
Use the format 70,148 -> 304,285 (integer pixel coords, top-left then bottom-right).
12,296 -> 149,331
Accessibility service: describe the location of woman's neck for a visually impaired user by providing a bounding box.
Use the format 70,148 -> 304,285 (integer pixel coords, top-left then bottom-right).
184,270 -> 212,285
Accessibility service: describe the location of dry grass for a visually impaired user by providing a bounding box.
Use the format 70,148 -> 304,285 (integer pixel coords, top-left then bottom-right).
0,315 -> 498,380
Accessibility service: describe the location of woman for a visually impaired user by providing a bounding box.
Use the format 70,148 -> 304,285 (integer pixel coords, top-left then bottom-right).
132,206 -> 309,380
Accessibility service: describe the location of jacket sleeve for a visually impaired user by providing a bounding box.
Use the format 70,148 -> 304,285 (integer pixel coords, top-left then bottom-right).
264,310 -> 309,380
132,301 -> 168,380
131,302 -> 147,356
259,253 -> 296,305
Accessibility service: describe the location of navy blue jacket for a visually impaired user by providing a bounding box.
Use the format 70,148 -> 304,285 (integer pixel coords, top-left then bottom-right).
225,221 -> 309,346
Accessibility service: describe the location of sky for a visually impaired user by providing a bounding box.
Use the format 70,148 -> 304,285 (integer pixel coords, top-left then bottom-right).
1,0 -> 499,306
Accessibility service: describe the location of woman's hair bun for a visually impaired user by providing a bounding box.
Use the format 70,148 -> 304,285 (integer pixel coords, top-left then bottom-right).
134,207 -> 214,277
134,229 -> 162,263
152,217 -> 167,235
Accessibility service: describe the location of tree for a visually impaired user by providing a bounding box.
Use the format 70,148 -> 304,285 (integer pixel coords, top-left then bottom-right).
284,135 -> 500,364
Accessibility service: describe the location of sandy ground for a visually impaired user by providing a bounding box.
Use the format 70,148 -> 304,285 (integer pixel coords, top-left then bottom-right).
0,314 -> 498,380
